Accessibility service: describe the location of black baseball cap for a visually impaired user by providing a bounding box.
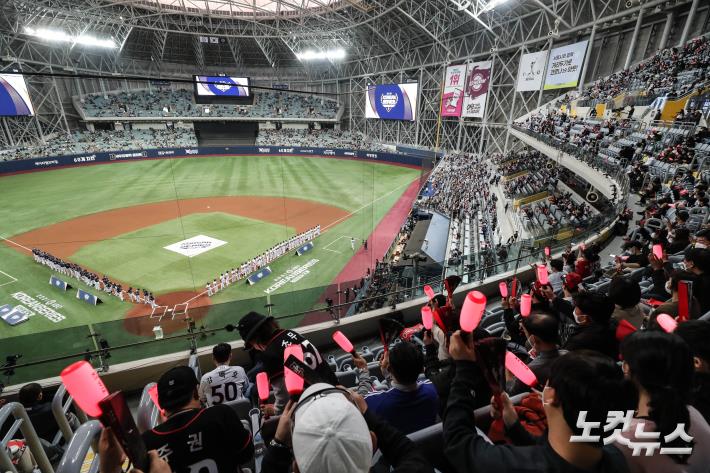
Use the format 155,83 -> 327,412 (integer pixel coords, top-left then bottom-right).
157,366 -> 198,411
236,311 -> 274,344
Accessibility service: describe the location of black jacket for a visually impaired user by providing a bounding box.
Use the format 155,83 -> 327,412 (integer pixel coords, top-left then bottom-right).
261,409 -> 434,472
692,371 -> 710,424
562,323 -> 618,360
443,361 -> 629,473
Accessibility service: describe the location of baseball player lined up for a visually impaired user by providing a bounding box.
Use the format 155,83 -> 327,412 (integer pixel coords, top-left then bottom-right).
32,248 -> 155,306
205,225 -> 321,296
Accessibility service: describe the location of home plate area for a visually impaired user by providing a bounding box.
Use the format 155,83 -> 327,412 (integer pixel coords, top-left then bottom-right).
164,235 -> 227,257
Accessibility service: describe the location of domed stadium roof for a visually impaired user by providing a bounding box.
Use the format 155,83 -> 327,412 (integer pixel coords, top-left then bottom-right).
129,0 -> 353,19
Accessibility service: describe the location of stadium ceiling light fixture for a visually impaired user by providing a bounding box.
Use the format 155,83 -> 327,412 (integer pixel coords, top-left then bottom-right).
24,27 -> 117,49
295,48 -> 346,61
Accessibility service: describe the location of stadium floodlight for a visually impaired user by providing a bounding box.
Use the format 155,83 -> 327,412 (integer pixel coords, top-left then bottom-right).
24,27 -> 117,49
295,48 -> 346,61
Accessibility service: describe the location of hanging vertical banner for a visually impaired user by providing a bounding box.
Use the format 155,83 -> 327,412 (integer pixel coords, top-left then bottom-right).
516,50 -> 549,91
461,61 -> 492,118
543,40 -> 589,90
440,64 -> 467,117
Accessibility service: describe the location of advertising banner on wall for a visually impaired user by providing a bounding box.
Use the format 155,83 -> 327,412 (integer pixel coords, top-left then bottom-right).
543,40 -> 589,90
516,50 -> 548,91
461,61 -> 492,118
365,83 -> 418,121
440,64 -> 467,117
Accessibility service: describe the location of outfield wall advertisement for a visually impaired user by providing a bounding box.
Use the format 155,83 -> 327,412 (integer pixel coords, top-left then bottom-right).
516,50 -> 548,92
440,65 -> 467,117
543,40 -> 589,90
0,146 -> 427,174
365,83 -> 418,121
461,61 -> 492,118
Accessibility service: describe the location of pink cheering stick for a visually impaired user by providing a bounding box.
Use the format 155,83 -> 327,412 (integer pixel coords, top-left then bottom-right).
461,291 -> 486,332
656,313 -> 678,333
421,306 -> 434,331
424,285 -> 435,301
332,330 -> 355,354
505,351 -> 539,388
284,344 -> 305,397
60,361 -> 109,417
147,384 -> 166,417
499,281 -> 508,298
536,264 -> 549,285
579,243 -> 586,251
544,247 -> 550,258
256,372 -> 270,403
652,244 -> 664,260
520,293 -> 532,318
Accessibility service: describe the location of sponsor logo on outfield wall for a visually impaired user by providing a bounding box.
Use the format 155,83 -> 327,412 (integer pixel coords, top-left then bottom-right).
73,155 -> 96,163
278,148 -> 295,153
184,149 -> 199,155
110,151 -> 147,160
258,148 -> 271,153
34,160 -> 59,167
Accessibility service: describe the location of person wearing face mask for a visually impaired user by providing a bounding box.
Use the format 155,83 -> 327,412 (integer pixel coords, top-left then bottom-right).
608,277 -> 645,329
508,310 -> 565,396
562,292 -> 618,360
650,270 -> 701,320
666,227 -> 692,254
682,248 -> 710,314
444,340 -> 633,473
693,229 -> 710,249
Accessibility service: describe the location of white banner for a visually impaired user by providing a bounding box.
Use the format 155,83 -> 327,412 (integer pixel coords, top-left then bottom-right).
440,65 -> 467,117
543,40 -> 589,90
461,61 -> 492,118
516,50 -> 548,92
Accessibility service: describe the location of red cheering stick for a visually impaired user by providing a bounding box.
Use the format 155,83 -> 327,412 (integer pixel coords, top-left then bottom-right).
424,285 -> 435,301
499,281 -> 508,298
544,246 -> 550,258
520,293 -> 532,318
511,278 -> 518,298
652,244 -> 664,260
147,384 -> 166,417
284,345 -> 305,397
332,330 -> 355,354
677,281 -> 690,322
461,291 -> 486,332
536,264 -> 549,285
60,361 -> 109,418
656,314 -> 678,333
505,351 -> 538,388
421,306 -> 434,331
615,319 -> 637,341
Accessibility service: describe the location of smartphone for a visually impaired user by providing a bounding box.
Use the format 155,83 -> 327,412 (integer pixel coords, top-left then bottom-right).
99,391 -> 150,472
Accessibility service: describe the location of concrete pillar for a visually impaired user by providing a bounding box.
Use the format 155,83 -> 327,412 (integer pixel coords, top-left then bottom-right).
659,11 -> 674,51
624,9 -> 644,70
579,24 -> 597,93
679,0 -> 700,46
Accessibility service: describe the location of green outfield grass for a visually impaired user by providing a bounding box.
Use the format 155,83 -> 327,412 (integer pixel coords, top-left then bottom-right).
0,155 -> 420,383
71,212 -> 296,294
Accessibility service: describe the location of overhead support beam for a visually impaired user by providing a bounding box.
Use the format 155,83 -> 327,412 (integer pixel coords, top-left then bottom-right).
192,35 -> 206,72
396,6 -> 453,57
225,37 -> 245,68
254,37 -> 277,68
624,8 -> 644,70
530,0 -> 571,29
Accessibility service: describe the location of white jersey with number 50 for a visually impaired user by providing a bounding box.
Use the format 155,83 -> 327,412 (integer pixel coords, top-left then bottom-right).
198,365 -> 248,407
